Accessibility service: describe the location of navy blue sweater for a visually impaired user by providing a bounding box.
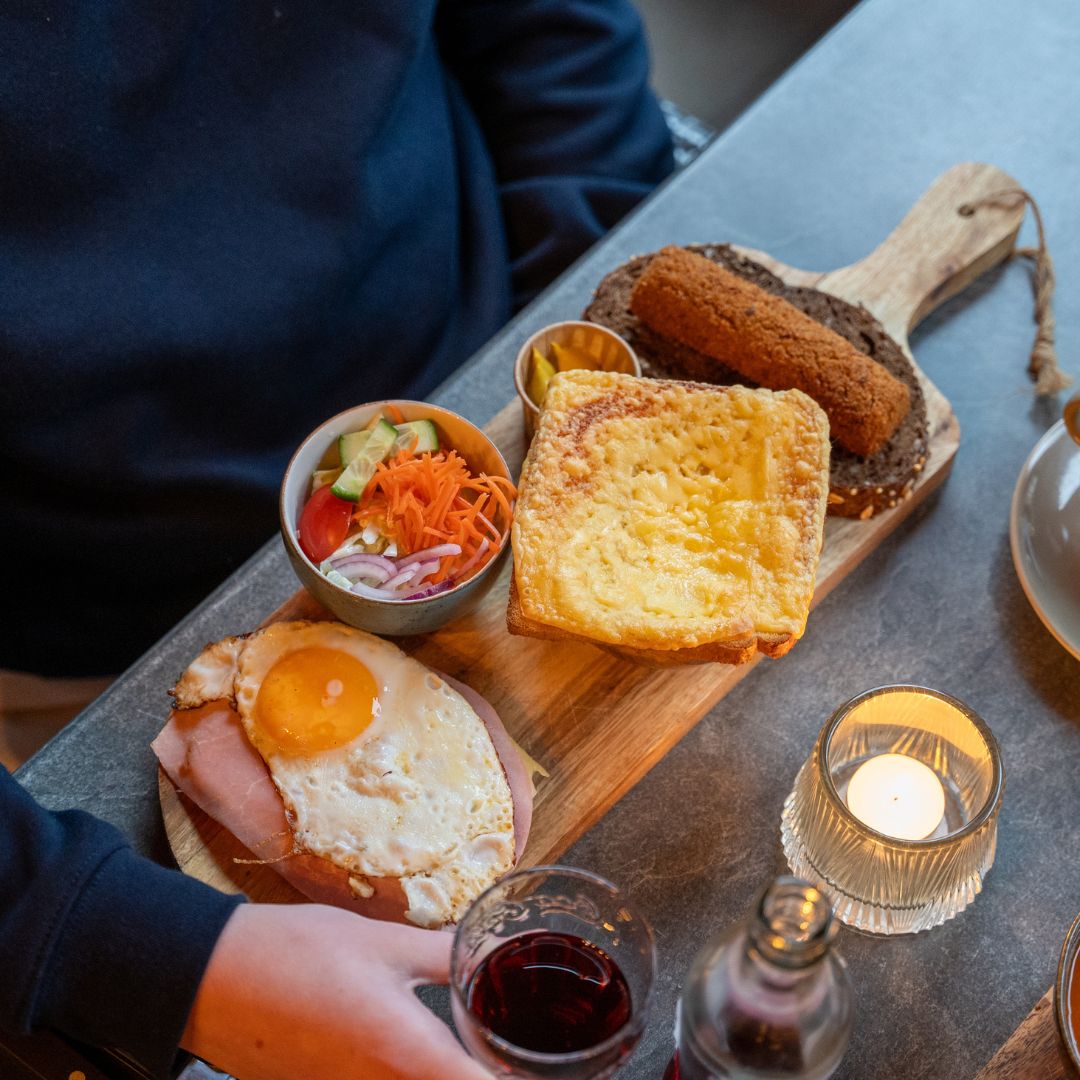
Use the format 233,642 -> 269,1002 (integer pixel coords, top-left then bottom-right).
0,3 -> 670,1073
0,767 -> 243,1075
1,0 -> 672,677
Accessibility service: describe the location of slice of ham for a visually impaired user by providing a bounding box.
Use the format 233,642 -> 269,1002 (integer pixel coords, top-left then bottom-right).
152,674 -> 533,923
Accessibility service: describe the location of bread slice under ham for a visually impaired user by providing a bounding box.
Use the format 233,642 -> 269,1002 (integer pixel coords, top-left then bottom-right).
152,671 -> 533,925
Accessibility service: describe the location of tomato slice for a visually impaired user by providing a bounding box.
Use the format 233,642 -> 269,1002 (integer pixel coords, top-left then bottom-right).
298,485 -> 354,563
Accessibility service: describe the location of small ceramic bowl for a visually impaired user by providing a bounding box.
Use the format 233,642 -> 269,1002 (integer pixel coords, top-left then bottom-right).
280,401 -> 512,636
513,320 -> 640,442
1055,910 -> 1080,1074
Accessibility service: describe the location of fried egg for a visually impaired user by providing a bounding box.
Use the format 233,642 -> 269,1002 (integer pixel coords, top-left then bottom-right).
172,620 -> 515,927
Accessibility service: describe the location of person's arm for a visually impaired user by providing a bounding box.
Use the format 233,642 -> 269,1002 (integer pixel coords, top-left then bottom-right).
1,768 -> 491,1080
436,0 -> 675,308
0,766 -> 242,1076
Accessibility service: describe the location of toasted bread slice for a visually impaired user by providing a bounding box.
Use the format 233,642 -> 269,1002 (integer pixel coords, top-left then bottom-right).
508,372 -> 830,665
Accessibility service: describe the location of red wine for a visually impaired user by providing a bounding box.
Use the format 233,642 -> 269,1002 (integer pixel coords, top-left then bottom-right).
467,930 -> 632,1054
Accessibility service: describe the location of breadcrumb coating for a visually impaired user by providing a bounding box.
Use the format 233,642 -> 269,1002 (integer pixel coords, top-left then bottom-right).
630,246 -> 910,458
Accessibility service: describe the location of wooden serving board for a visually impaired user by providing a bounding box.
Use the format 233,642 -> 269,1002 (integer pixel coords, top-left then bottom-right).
975,989 -> 1073,1078
161,162 -> 1027,901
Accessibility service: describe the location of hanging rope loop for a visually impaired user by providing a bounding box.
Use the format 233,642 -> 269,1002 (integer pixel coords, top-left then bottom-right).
957,189 -> 1071,396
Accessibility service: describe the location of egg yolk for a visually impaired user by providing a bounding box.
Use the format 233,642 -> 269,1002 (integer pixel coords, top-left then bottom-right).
253,647 -> 378,753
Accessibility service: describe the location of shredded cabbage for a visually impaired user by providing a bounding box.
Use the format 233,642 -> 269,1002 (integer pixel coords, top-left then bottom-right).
323,568 -> 355,591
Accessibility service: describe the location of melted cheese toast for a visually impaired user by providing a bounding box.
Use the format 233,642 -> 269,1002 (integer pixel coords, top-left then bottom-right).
508,371 -> 830,664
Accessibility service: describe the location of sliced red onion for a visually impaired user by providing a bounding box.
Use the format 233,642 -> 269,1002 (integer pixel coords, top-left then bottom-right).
396,543 -> 461,567
347,567 -> 393,585
329,552 -> 397,582
383,565 -> 420,591
403,559 -> 440,586
330,551 -> 396,573
350,580 -> 401,600
402,579 -> 454,600
453,537 -> 490,581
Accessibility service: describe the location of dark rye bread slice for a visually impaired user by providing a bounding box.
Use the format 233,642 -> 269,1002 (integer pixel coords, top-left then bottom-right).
583,243 -> 929,519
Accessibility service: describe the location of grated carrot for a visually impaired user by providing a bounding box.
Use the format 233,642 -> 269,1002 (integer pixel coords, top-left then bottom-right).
353,449 -> 516,582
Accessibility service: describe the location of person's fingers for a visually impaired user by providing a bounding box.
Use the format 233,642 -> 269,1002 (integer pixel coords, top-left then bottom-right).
367,915 -> 455,984
393,924 -> 451,984
385,994 -> 493,1080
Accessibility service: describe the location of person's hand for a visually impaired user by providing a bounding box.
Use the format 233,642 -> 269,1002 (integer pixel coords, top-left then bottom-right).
181,903 -> 493,1080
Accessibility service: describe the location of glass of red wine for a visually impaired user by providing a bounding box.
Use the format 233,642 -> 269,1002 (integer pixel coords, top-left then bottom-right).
451,865 -> 656,1079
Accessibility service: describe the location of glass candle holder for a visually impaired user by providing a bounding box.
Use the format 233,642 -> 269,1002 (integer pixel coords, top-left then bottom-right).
780,685 -> 1004,935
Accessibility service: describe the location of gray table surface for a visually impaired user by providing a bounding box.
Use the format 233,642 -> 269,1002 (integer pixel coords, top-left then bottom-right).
18,0 -> 1080,1075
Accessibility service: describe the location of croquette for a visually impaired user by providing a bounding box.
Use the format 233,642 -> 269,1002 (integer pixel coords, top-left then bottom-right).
629,245 -> 911,458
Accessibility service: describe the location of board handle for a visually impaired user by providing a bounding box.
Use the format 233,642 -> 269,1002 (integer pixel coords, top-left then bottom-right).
820,163 -> 1026,348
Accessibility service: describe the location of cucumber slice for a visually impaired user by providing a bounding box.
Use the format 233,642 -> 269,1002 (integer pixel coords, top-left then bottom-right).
338,418 -> 396,466
392,420 -> 440,455
331,420 -> 397,501
370,417 -> 398,442
338,430 -> 371,467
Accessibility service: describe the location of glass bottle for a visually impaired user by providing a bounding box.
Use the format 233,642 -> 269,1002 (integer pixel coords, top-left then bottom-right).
664,876 -> 852,1079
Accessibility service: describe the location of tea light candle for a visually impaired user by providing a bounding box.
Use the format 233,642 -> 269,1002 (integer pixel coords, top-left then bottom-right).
782,685 -> 1003,933
846,753 -> 946,841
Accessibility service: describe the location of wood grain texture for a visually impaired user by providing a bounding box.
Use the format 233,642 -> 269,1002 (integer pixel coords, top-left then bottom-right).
975,990 -> 1074,1079
161,162 -> 1024,905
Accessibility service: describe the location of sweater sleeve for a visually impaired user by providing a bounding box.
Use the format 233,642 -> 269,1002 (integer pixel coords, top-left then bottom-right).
0,767 -> 244,1078
436,0 -> 675,308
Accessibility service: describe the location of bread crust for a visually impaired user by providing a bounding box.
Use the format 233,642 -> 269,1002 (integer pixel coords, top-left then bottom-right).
507,576 -> 793,666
